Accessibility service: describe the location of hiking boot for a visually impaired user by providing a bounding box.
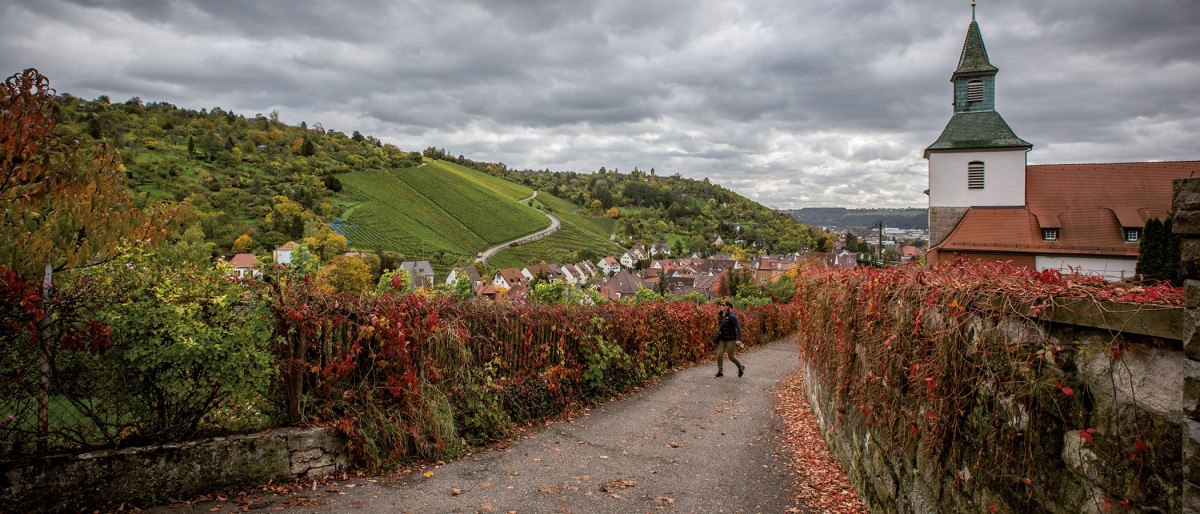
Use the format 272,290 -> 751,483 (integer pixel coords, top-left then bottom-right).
738,366 -> 745,377
715,371 -> 723,378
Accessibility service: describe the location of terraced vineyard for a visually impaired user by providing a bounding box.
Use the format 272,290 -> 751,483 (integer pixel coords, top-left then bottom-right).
489,191 -> 623,268
337,162 -> 548,259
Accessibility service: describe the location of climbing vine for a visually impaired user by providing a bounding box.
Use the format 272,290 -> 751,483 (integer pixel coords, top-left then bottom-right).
791,260 -> 1181,511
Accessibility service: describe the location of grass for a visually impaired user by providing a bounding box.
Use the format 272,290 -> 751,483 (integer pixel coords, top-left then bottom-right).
337,163 -> 548,259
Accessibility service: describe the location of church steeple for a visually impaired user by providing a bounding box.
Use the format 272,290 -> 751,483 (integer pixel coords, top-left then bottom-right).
952,20 -> 998,113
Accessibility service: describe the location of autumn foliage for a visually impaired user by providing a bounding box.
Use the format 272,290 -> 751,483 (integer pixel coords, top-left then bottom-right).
790,260 -> 1180,510
269,277 -> 801,468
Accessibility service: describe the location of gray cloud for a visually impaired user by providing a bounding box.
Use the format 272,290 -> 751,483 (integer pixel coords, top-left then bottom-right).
2,0 -> 1197,209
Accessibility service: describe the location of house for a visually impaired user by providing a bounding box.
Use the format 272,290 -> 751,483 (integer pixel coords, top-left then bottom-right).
897,245 -> 925,263
274,242 -> 297,265
577,260 -> 599,278
560,263 -> 584,285
599,270 -> 644,300
924,12 -> 1197,280
476,282 -> 499,301
446,266 -> 483,292
629,243 -> 648,260
650,243 -> 671,257
400,261 -> 435,288
753,258 -> 796,284
619,250 -> 641,269
492,268 -> 527,291
522,263 -> 566,283
227,253 -> 260,278
598,256 -> 621,275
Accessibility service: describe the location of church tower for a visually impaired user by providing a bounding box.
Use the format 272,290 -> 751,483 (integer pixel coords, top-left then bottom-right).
926,9 -> 1032,247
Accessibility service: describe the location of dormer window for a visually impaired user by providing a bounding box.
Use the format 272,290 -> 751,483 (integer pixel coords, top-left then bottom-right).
1043,229 -> 1059,241
1124,228 -> 1141,243
966,80 -> 984,103
967,161 -> 985,189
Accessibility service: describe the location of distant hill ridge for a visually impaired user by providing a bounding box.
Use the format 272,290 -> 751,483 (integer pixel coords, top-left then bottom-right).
786,208 -> 928,230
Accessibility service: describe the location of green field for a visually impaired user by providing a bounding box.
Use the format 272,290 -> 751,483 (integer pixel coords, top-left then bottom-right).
337,162 -> 548,259
489,191 -> 623,268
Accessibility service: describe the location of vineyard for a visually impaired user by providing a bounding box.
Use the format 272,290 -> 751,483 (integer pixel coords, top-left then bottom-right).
489,191 -> 622,267
336,163 -> 548,258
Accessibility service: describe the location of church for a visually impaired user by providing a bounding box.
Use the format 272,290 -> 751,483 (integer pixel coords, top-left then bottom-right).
924,10 -> 1198,280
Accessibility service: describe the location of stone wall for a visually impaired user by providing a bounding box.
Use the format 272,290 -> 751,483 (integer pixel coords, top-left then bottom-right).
1172,177 -> 1200,513
800,179 -> 1200,512
928,206 -> 970,248
803,304 -> 1187,513
0,426 -> 347,512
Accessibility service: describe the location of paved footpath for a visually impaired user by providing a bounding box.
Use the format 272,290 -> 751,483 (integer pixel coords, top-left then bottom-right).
155,338 -> 805,513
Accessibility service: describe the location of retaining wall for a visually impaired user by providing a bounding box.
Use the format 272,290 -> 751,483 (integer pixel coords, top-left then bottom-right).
0,426 -> 347,512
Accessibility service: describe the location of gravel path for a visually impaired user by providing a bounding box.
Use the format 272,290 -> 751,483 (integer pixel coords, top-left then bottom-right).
152,338 -> 806,513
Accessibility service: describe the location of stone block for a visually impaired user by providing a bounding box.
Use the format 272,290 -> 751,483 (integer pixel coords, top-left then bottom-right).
1189,375 -> 1200,420
1182,240 -> 1200,279
1188,420 -> 1200,485
1174,178 -> 1200,214
1079,343 -> 1187,416
1187,280 -> 1200,310
1186,482 -> 1200,514
1173,211 -> 1200,237
1189,331 -> 1200,361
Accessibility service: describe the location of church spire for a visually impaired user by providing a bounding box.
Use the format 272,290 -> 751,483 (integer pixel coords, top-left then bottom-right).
953,19 -> 998,81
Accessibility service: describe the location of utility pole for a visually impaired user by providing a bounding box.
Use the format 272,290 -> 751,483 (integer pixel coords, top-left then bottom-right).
874,220 -> 885,266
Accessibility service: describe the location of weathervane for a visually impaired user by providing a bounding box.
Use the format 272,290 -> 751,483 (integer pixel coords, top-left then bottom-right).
971,0 -> 977,20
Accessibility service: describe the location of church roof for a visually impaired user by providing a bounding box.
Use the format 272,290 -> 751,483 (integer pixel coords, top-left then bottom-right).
925,111 -> 1031,157
933,161 -> 1200,257
953,20 -> 998,79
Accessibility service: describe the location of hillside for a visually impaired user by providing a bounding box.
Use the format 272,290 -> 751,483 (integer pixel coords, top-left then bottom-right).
45,95 -> 625,272
46,93 -> 822,274
787,208 -> 928,230
335,160 -> 549,260
426,149 -> 822,256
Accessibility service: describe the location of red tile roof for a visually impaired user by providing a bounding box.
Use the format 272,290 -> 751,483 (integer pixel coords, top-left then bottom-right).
230,253 -> 256,269
937,161 -> 1199,257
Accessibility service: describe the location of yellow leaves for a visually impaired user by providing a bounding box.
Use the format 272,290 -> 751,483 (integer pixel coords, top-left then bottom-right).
422,471 -> 435,478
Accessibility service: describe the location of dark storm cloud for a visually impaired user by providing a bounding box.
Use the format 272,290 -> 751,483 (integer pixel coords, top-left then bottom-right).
1,0 -> 1197,208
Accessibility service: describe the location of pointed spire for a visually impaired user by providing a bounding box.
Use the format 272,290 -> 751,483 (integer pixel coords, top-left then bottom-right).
971,0 -> 977,21
953,19 -> 998,79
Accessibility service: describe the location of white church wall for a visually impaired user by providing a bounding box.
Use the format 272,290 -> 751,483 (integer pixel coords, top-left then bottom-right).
929,149 -> 1027,207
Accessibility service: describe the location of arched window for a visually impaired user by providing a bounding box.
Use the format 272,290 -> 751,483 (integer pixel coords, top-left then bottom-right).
967,80 -> 984,103
967,161 -> 985,189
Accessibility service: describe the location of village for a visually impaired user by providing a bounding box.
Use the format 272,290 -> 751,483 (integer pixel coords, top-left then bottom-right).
219,236 -> 931,303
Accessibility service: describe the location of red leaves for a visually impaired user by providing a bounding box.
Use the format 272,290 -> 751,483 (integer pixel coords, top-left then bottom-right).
1078,428 -> 1096,444
1053,381 -> 1075,397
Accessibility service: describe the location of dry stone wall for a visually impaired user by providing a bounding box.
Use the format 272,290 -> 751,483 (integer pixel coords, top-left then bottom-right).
0,426 -> 347,512
1172,177 -> 1200,513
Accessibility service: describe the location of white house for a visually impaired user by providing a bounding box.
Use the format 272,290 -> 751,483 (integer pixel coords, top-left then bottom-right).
273,242 -> 296,265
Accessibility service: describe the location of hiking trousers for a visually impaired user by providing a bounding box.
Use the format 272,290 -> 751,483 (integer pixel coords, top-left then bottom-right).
715,339 -> 742,374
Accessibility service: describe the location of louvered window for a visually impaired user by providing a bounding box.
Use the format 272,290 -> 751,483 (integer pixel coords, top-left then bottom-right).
967,80 -> 984,103
967,161 -> 985,189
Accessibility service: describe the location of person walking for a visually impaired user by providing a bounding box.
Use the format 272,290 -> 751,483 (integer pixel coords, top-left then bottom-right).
714,300 -> 744,378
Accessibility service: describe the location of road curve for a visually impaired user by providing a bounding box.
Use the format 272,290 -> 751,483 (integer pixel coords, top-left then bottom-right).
475,191 -> 560,264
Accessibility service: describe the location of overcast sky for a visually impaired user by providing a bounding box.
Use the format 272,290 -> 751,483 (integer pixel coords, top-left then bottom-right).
3,0 -> 1197,209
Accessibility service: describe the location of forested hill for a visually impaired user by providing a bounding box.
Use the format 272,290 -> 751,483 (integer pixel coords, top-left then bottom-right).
51,94 -> 423,257
785,207 -> 928,230
424,149 -> 824,256
51,92 -> 824,268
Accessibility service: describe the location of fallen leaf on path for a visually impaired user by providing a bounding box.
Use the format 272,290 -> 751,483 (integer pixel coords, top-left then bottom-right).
451,487 -> 463,496
538,485 -> 560,494
422,471 -> 435,479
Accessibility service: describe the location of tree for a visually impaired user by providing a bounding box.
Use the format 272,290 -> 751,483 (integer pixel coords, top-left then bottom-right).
607,207 -> 620,219
317,255 -> 372,294
1137,217 -> 1181,283
0,68 -> 183,450
232,233 -> 254,253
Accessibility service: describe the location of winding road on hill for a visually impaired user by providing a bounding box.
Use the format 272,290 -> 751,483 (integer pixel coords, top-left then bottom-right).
475,190 -> 560,263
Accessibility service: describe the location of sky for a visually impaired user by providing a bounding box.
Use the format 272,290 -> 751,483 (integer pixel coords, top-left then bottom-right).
2,0 -> 1197,209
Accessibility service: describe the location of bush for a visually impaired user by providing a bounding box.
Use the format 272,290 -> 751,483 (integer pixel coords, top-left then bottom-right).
82,249 -> 276,439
